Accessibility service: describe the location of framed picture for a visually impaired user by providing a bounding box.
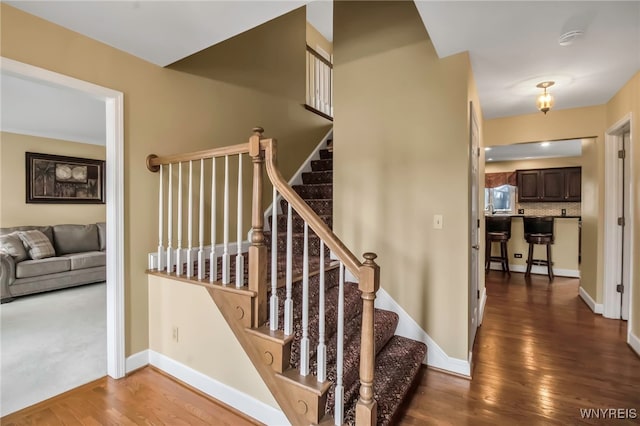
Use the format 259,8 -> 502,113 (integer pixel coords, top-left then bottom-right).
26,152 -> 105,204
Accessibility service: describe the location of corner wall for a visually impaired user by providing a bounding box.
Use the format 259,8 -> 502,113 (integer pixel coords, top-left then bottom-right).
0,132 -> 106,226
333,1 -> 472,360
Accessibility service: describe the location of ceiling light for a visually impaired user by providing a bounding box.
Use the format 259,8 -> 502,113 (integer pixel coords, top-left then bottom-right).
487,158 -> 493,161
558,30 -> 584,46
536,81 -> 555,115
541,142 -> 550,147
485,147 -> 492,151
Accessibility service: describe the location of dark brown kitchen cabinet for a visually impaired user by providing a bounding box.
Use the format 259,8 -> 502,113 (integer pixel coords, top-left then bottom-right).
516,167 -> 581,202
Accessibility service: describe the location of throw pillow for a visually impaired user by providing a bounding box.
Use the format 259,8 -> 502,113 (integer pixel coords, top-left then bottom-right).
18,230 -> 56,260
0,232 -> 29,262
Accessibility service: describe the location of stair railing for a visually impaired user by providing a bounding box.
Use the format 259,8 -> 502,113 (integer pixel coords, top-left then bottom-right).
147,128 -> 379,425
305,45 -> 333,121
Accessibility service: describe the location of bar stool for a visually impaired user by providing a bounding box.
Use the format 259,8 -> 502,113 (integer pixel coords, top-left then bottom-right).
523,216 -> 555,281
485,216 -> 512,274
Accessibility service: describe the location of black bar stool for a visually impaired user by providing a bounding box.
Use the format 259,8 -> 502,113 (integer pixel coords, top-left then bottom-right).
485,216 -> 512,274
523,216 -> 555,281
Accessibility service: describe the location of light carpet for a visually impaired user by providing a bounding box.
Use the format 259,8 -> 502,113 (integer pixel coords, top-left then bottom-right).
0,282 -> 107,416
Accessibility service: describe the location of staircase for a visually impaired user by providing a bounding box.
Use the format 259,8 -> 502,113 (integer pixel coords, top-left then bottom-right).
147,129 -> 426,425
265,143 -> 427,424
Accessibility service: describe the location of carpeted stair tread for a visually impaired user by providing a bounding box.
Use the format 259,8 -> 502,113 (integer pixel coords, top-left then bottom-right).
271,214 -> 333,233
342,336 -> 427,426
319,149 -> 333,160
292,183 -> 333,200
311,159 -> 333,172
281,199 -> 333,217
302,171 -> 333,185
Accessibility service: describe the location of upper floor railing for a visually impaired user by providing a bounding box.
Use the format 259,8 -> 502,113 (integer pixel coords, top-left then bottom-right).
306,45 -> 333,121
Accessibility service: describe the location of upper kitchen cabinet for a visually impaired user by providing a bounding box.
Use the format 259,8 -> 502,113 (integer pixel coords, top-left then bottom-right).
517,167 -> 581,202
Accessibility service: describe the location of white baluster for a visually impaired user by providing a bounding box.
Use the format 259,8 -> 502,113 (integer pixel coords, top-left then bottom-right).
317,241 -> 326,382
198,158 -> 205,280
222,155 -> 230,284
157,164 -> 164,271
284,203 -> 293,336
235,154 -> 244,288
176,162 -> 183,276
269,186 -> 279,331
300,221 -> 310,376
186,160 -> 194,278
166,163 -> 173,274
210,158 -> 218,283
334,262 -> 345,425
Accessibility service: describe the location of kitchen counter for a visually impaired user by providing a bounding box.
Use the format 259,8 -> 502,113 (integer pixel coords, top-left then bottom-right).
486,214 -> 581,219
486,216 -> 581,277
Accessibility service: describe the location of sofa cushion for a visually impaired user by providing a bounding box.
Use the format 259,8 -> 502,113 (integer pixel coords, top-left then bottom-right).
97,222 -> 107,251
0,232 -> 28,262
62,251 -> 106,270
18,230 -> 56,260
1,226 -> 54,246
53,224 -> 100,255
16,257 -> 70,278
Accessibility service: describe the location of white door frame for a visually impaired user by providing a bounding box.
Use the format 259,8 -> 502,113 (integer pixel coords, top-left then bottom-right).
1,57 -> 126,378
603,113 -> 634,330
468,101 -> 480,354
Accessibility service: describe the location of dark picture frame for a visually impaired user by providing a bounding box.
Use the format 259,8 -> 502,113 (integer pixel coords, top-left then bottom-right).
26,152 -> 105,204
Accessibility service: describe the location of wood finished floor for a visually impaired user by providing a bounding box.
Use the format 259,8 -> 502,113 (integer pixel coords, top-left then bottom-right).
0,367 -> 260,426
3,273 -> 638,425
396,272 -> 640,425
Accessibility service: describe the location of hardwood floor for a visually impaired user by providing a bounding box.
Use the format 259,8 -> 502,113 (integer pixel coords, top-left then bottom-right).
1,367 -> 260,426
396,272 -> 640,425
3,272 -> 638,425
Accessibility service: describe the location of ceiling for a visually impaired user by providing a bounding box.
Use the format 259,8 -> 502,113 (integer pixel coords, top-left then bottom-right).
1,1 -> 638,145
485,139 -> 583,163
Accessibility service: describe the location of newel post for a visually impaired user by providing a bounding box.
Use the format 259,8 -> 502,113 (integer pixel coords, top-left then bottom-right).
248,127 -> 268,328
356,252 -> 380,425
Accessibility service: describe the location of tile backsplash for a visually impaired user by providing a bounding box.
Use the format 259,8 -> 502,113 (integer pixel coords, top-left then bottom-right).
515,202 -> 581,216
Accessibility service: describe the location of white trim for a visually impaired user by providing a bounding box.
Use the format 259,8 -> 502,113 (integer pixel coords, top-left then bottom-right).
628,331 -> 640,357
148,350 -> 288,426
0,57 -> 126,379
579,286 -> 603,314
603,114 -> 635,321
478,287 -> 487,325
489,263 -> 580,278
126,350 -> 150,373
374,288 -> 471,377
149,241 -> 250,270
263,128 -> 333,230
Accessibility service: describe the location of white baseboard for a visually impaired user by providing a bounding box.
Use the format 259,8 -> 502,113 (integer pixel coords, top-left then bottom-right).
479,287 -> 487,325
579,286 -> 604,314
126,350 -> 150,373
147,350 -> 288,425
489,262 -> 580,278
628,331 -> 640,357
374,288 -> 471,377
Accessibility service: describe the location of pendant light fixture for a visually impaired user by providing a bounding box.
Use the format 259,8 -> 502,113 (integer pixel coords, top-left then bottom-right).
536,81 -> 555,114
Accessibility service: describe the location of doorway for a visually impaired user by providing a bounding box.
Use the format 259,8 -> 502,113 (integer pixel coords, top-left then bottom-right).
0,58 -> 125,380
604,114 -> 634,324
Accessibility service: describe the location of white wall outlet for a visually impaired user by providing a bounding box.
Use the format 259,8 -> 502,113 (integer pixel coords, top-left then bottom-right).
172,326 -> 179,342
433,214 -> 443,229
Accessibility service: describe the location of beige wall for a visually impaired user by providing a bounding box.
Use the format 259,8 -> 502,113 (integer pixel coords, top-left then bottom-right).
604,71 -> 640,338
148,275 -> 277,408
0,132 -> 106,226
1,4 -> 329,357
306,22 -> 332,56
333,1 -> 473,360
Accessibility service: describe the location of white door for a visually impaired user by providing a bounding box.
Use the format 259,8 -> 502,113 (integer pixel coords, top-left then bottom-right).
619,131 -> 631,320
469,102 -> 480,348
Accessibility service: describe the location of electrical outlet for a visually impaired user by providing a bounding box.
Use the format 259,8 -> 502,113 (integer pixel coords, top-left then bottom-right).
433,214 -> 443,229
172,326 -> 179,342
514,253 -> 522,258
561,209 -> 567,216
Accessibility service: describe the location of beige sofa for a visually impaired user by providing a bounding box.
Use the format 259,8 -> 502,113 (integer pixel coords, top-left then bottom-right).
0,223 -> 106,303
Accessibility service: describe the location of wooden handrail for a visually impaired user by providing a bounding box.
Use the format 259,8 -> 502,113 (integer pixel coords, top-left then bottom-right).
146,143 -> 250,171
261,138 -> 362,279
306,45 -> 332,68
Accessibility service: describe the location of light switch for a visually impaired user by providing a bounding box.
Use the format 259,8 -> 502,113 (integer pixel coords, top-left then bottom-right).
433,214 -> 443,229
